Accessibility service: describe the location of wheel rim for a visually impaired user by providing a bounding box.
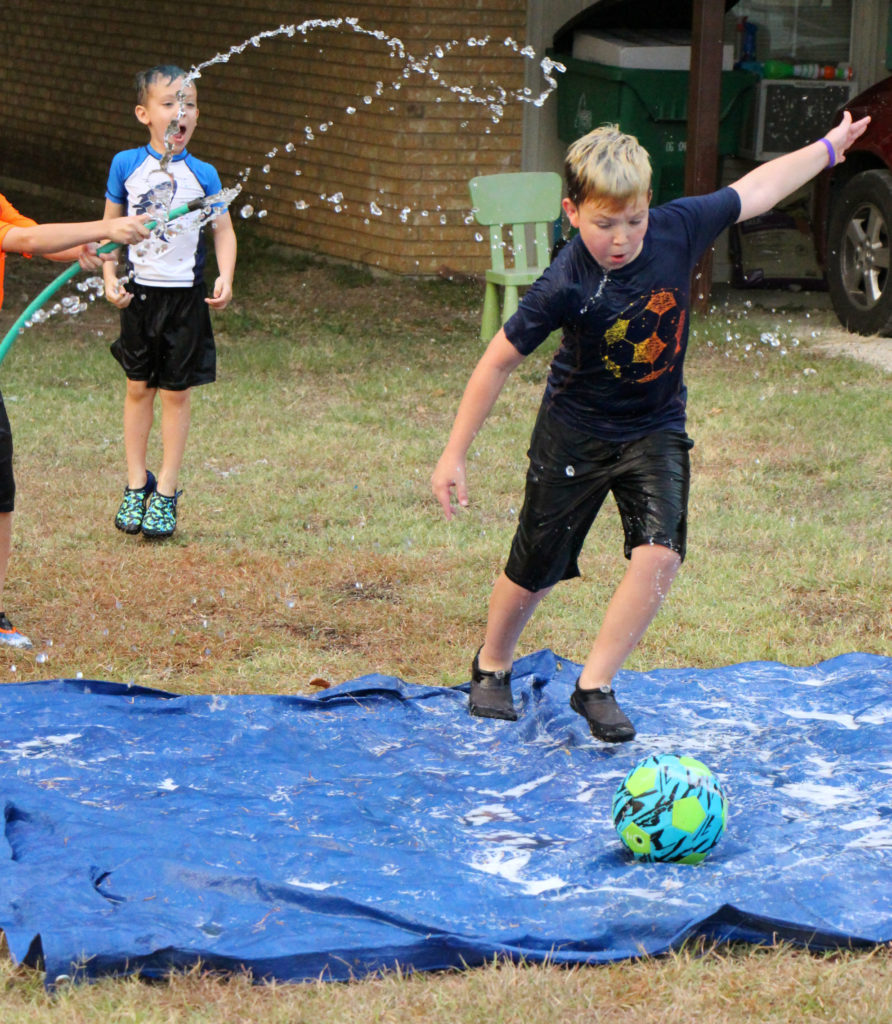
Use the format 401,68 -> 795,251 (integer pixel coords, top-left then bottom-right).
840,201 -> 891,310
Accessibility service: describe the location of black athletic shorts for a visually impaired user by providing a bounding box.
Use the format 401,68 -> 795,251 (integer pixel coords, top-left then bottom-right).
0,394 -> 14,513
504,405 -> 694,592
110,282 -> 216,391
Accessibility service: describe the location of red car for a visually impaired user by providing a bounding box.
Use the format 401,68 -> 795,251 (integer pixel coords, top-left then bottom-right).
814,75 -> 892,335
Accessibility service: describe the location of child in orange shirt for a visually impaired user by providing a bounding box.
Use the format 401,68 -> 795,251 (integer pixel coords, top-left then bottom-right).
0,193 -> 148,647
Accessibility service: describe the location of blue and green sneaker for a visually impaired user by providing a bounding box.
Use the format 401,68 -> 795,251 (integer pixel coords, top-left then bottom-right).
141,489 -> 181,539
114,471 -> 156,534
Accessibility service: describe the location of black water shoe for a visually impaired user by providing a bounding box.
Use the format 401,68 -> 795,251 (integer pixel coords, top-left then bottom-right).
570,684 -> 635,742
469,649 -> 517,721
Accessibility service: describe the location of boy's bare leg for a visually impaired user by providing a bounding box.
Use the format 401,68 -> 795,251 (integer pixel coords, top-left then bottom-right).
123,379 -> 156,489
157,388 -> 191,496
0,511 -> 11,610
0,511 -> 31,646
577,543 -> 681,691
477,572 -> 553,672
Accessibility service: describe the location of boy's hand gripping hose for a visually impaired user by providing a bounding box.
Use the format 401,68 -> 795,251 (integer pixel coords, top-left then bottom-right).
0,195 -> 210,368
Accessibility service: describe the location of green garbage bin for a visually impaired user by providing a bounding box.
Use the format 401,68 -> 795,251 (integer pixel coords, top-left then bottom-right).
550,53 -> 756,206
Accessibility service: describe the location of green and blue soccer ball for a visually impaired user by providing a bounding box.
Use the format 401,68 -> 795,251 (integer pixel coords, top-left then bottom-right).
612,754 -> 727,864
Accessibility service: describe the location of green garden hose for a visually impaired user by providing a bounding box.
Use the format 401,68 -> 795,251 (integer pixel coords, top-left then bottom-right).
0,196 -> 209,367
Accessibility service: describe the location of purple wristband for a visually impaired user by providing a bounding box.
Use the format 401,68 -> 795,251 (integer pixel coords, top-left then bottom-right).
820,137 -> 836,168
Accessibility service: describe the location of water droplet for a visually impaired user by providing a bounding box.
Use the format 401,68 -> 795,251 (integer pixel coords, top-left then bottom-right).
240,205 -> 254,219
36,653 -> 47,665
565,465 -> 575,477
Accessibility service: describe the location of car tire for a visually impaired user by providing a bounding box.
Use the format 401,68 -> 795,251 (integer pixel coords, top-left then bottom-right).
826,168 -> 892,336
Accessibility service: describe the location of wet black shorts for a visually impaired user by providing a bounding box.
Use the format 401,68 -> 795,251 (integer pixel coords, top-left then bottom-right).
0,394 -> 14,513
110,282 -> 216,391
504,405 -> 694,592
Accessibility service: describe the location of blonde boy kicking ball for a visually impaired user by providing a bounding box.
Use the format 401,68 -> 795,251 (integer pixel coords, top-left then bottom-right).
432,112 -> 869,740
103,64 -> 237,539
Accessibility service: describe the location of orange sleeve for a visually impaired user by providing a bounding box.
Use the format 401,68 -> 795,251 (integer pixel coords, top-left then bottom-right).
0,194 -> 39,309
0,193 -> 39,248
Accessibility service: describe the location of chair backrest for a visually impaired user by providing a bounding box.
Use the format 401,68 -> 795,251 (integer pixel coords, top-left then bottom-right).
469,171 -> 563,275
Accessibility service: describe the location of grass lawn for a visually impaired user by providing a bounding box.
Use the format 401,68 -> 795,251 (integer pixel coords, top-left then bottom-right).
0,215 -> 889,1021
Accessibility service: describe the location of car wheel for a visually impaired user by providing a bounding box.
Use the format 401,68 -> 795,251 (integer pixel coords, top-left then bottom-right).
826,169 -> 892,335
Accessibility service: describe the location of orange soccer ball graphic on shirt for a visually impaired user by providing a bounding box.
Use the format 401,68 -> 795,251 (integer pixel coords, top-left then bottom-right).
602,289 -> 685,383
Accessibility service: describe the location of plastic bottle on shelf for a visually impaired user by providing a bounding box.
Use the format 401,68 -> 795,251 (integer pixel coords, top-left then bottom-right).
762,60 -> 853,80
736,17 -> 757,63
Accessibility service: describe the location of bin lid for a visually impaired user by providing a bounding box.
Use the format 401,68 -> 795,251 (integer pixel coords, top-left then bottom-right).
554,0 -> 741,52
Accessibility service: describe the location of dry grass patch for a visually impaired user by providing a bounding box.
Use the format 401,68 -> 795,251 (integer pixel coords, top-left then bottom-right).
1,944 -> 892,1023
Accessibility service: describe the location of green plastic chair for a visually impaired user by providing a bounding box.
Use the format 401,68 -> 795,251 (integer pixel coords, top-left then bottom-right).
468,171 -> 563,340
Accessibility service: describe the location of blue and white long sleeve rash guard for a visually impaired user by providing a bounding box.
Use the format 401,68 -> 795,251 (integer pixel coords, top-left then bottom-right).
105,145 -> 223,287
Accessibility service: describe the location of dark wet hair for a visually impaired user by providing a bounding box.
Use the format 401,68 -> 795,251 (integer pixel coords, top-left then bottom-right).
135,65 -> 188,105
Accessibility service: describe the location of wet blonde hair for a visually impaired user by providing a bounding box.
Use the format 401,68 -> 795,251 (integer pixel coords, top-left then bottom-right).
564,124 -> 652,208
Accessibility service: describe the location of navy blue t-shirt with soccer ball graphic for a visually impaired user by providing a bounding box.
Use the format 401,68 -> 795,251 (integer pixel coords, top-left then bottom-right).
504,187 -> 741,442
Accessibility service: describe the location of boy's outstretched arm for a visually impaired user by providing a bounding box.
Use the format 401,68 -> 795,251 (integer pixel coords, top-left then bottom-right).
729,110 -> 868,224
431,327 -> 525,520
2,215 -> 150,262
731,110 -> 871,223
206,212 -> 236,310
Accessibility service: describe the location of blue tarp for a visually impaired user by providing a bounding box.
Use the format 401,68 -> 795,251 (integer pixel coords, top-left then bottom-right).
1,650 -> 890,984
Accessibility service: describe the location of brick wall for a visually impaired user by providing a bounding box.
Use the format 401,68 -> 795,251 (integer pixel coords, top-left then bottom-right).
1,0 -> 531,274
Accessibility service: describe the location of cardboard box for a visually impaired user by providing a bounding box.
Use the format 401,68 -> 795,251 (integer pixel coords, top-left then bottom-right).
730,196 -> 825,290
572,29 -> 734,72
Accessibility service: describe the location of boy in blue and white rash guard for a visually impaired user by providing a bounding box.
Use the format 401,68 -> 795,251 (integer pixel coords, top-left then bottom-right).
432,113 -> 869,740
103,64 -> 237,539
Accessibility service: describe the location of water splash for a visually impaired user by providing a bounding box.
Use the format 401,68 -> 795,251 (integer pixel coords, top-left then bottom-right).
160,19 -> 563,222
183,21 -> 561,118
21,22 -> 564,327
124,186 -> 241,281
691,299 -> 809,366
20,186 -> 242,332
